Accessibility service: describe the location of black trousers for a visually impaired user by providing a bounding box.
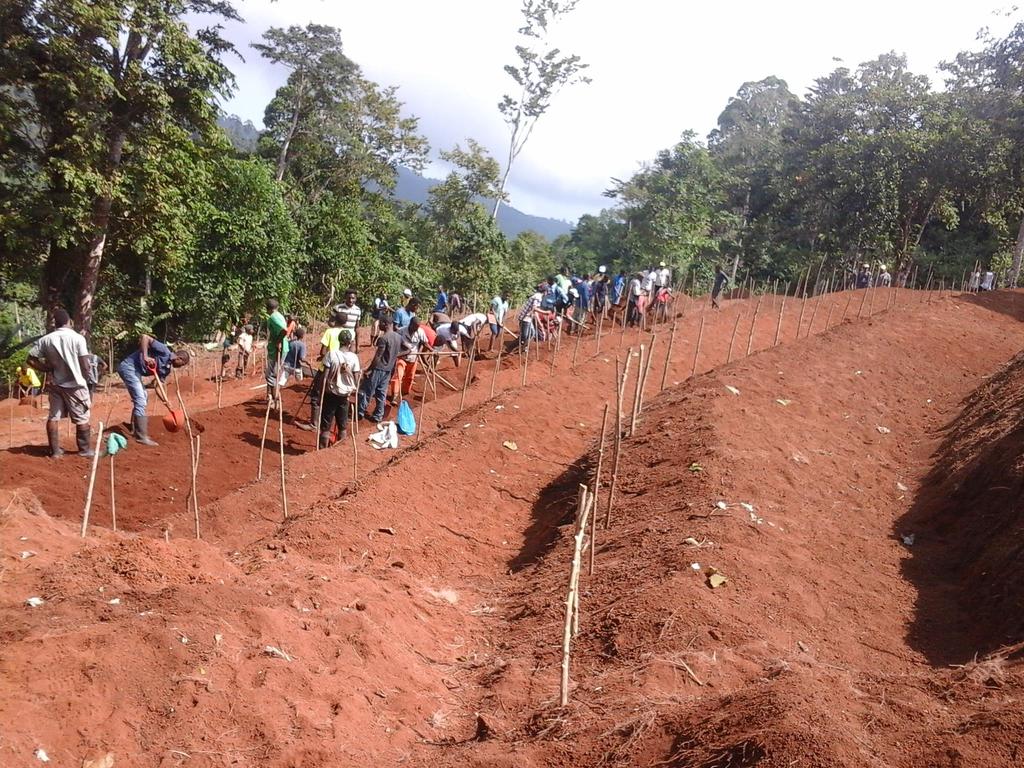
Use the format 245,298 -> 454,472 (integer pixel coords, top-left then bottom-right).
319,390 -> 352,446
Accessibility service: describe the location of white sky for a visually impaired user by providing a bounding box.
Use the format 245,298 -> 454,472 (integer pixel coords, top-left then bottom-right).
219,0 -> 1017,223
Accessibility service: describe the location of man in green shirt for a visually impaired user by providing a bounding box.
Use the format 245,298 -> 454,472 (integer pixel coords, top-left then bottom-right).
265,298 -> 290,409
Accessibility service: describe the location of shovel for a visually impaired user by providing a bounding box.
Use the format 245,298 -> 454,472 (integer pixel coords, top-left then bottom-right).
151,363 -> 205,433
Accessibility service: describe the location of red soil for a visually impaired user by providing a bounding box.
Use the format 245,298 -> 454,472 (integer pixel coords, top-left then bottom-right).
2,287 -> 1023,767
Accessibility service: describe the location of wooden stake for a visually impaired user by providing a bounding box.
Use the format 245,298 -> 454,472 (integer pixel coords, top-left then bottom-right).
173,374 -> 201,538
745,295 -> 762,356
277,391 -> 288,519
351,412 -> 358,484
796,290 -> 808,339
660,317 -> 678,392
636,334 -> 656,427
571,321 -> 585,370
806,294 -> 822,336
109,453 -> 117,532
314,363 -> 328,452
691,315 -> 706,377
521,335 -> 529,386
490,337 -> 504,398
841,291 -> 855,323
629,344 -> 645,436
726,311 -> 742,363
80,421 -> 105,538
773,297 -> 786,346
605,352 -> 630,529
824,298 -> 836,331
589,403 -> 609,576
258,401 -> 273,477
595,309 -> 604,355
192,434 -> 201,538
560,483 -> 591,707
460,345 -> 476,411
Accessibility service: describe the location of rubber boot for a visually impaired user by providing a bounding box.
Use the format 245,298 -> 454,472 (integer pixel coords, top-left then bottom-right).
318,431 -> 331,450
76,425 -> 95,458
133,415 -> 159,446
46,421 -> 64,459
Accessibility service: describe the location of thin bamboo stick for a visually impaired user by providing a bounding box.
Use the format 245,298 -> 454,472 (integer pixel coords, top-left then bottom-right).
691,315 -> 706,377
605,352 -> 630,530
109,453 -> 116,532
80,422 -> 105,538
560,483 -> 591,707
660,317 -> 678,392
589,403 -> 609,576
746,296 -> 762,356
629,344 -> 645,436
726,311 -> 742,363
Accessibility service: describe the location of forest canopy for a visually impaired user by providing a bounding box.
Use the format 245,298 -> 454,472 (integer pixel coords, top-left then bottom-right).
2,0 -> 1024,359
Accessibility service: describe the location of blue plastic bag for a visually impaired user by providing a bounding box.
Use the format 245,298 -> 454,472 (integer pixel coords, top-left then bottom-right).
396,399 -> 416,435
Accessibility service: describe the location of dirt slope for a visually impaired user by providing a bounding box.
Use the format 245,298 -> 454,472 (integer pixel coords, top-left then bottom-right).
423,290 -> 1024,767
2,287 -> 1024,767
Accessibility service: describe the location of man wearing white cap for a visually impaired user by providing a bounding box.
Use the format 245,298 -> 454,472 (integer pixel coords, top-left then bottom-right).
878,265 -> 892,287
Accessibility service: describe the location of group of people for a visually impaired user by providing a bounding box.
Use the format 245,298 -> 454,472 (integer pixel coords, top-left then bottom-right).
20,264 -> 723,460
25,309 -> 189,457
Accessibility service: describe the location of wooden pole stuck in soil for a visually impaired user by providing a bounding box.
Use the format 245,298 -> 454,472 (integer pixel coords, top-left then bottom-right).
691,315 -> 706,378
490,338 -> 504,399
629,343 -> 645,436
595,310 -> 605,355
109,453 -> 117,532
173,373 -> 202,538
824,298 -> 836,332
571,321 -> 585,370
806,294 -> 822,336
314,363 -> 328,452
639,333 -> 656,410
660,317 -> 678,393
773,296 -> 786,347
80,421 -> 105,538
460,346 -> 476,411
589,403 -> 610,576
605,352 -> 630,530
726,311 -> 742,363
560,482 -> 591,707
841,291 -> 855,323
258,400 -> 273,476
746,296 -> 762,357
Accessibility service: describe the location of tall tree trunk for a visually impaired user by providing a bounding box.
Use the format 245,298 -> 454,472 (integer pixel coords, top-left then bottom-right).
74,128 -> 128,338
276,78 -> 306,183
1010,212 -> 1024,288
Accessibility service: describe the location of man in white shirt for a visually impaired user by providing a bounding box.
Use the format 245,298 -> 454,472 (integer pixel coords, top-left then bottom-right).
28,309 -> 95,458
333,290 -> 362,351
319,329 -> 361,448
488,293 -> 510,352
234,324 -> 253,378
656,262 -> 672,289
628,272 -> 644,326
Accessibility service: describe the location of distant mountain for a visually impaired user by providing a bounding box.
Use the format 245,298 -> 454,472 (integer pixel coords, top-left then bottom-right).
216,115 -> 572,241
218,114 -> 260,154
394,166 -> 572,241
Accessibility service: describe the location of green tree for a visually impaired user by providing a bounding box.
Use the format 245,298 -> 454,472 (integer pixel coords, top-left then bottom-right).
495,0 -> 590,218
164,157 -> 298,336
254,23 -> 428,197
0,0 -> 240,335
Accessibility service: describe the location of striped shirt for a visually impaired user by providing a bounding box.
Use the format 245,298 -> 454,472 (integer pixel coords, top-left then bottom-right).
334,303 -> 362,332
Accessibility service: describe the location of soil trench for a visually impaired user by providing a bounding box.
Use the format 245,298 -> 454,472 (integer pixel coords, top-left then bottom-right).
2,287 -> 1023,767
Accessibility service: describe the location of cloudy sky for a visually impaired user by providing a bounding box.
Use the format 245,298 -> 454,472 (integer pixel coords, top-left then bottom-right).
218,0 -> 1015,224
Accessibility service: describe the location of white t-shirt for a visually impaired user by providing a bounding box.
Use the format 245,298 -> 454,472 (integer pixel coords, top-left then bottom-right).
641,271 -> 656,292
656,267 -> 671,287
461,313 -> 488,333
325,349 -> 361,395
237,331 -> 253,354
31,326 -> 89,388
630,278 -> 643,297
435,323 -> 470,349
